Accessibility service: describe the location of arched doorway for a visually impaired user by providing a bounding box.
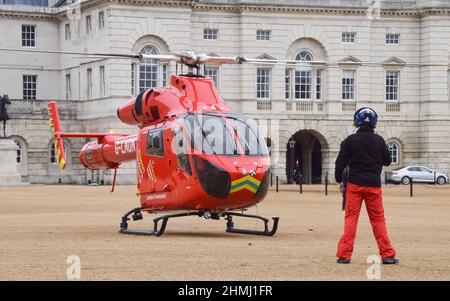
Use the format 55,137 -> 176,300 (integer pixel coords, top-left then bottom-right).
286,130 -> 327,184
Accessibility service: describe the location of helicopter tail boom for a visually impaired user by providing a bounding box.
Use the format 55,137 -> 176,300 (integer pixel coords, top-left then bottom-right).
48,101 -> 132,170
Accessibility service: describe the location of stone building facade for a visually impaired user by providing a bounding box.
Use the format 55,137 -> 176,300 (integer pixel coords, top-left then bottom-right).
1,0 -> 450,184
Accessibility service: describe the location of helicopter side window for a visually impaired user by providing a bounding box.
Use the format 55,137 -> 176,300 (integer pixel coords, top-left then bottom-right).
173,126 -> 192,175
147,129 -> 164,157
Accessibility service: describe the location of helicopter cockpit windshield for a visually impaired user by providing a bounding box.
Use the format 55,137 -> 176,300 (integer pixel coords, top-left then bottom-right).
181,113 -> 269,157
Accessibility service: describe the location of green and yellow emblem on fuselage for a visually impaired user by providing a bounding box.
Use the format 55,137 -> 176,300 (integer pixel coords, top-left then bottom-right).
230,175 -> 261,194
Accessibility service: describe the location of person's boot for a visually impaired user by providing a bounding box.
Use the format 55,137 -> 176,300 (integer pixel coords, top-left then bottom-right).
382,257 -> 399,264
336,258 -> 351,264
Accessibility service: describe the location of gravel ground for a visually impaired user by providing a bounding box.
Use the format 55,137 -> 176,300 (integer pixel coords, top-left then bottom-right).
0,184 -> 449,280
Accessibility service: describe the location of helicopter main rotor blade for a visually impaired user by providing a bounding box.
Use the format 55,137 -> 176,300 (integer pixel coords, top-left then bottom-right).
1,47 -> 448,67
239,57 -> 326,67
139,53 -> 182,62
197,55 -> 241,64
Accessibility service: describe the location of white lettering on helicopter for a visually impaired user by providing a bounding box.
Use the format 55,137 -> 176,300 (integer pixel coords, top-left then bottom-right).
114,137 -> 137,155
146,194 -> 166,200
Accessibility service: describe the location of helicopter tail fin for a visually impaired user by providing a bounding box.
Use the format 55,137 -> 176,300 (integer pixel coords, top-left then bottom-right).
48,101 -> 66,170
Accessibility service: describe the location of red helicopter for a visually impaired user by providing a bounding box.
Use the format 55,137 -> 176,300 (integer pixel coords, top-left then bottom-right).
47,50 -> 308,236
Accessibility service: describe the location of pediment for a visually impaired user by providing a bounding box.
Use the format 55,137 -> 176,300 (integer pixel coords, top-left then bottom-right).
339,56 -> 362,65
383,57 -> 406,66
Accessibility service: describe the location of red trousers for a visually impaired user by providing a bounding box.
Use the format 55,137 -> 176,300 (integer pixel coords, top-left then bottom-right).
337,182 -> 396,260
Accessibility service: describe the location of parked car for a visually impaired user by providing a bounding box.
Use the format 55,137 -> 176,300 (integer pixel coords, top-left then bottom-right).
387,166 -> 449,185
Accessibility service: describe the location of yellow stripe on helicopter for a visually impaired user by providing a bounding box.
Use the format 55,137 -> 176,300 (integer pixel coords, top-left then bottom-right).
230,175 -> 261,194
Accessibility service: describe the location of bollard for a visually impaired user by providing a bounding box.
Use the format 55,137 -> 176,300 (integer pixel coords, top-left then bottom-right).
410,177 -> 413,197
325,172 -> 328,196
434,171 -> 436,185
385,171 -> 388,185
276,176 -> 279,193
270,172 -> 273,187
299,178 -> 303,194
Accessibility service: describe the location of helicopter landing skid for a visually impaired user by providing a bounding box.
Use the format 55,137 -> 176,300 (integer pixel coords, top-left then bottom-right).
119,207 -> 201,236
118,207 -> 279,237
224,212 -> 279,236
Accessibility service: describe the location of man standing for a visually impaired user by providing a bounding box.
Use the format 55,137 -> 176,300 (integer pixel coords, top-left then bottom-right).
335,107 -> 399,264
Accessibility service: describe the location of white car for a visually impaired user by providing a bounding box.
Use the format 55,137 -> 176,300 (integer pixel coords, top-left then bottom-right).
388,166 -> 449,185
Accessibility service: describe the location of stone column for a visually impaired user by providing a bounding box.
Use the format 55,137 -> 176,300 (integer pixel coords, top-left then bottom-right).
0,139 -> 23,186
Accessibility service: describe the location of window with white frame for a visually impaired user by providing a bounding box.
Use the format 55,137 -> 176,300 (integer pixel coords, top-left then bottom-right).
203,28 -> 218,40
162,64 -> 168,87
139,46 -> 159,92
23,75 -> 37,100
316,69 -> 323,99
256,67 -> 271,99
286,51 -> 324,101
131,63 -> 136,95
99,66 -> 105,97
87,68 -> 92,99
65,23 -> 71,40
99,11 -> 105,29
21,25 -> 36,47
342,32 -> 355,43
342,69 -> 356,100
86,15 -> 92,34
256,30 -> 271,41
204,66 -> 219,90
388,142 -> 399,164
285,69 -> 291,99
294,51 -> 313,99
386,33 -> 399,45
386,70 -> 399,101
65,73 -> 71,100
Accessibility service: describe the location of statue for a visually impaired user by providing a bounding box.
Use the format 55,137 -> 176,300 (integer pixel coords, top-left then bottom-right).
0,95 -> 11,138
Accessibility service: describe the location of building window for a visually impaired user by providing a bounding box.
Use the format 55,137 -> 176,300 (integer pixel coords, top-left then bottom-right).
23,75 -> 37,100
294,51 -> 313,99
98,12 -> 105,29
256,30 -> 271,41
162,64 -> 168,87
87,68 -> 92,99
386,71 -> 399,101
86,15 -> 92,34
21,25 -> 36,47
99,66 -> 105,97
65,23 -> 71,41
5,0 -> 48,6
203,28 -> 218,40
256,67 -> 271,99
204,66 -> 219,90
316,69 -> 322,99
342,69 -> 356,100
139,46 -> 159,92
16,141 -> 22,164
388,142 -> 399,164
286,51 -> 324,101
342,32 -> 355,43
50,141 -> 67,164
65,73 -> 71,100
131,63 -> 136,95
285,68 -> 291,99
386,34 -> 399,45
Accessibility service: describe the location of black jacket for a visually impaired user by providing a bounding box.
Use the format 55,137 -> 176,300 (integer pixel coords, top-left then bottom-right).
335,126 -> 391,187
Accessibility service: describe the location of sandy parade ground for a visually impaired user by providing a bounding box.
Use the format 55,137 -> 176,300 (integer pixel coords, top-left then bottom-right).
0,183 -> 449,280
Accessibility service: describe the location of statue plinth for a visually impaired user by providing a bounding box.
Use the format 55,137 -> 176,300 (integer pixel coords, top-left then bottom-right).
0,138 -> 23,186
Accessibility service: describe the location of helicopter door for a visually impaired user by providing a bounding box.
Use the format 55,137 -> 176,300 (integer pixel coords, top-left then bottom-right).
140,127 -> 171,194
